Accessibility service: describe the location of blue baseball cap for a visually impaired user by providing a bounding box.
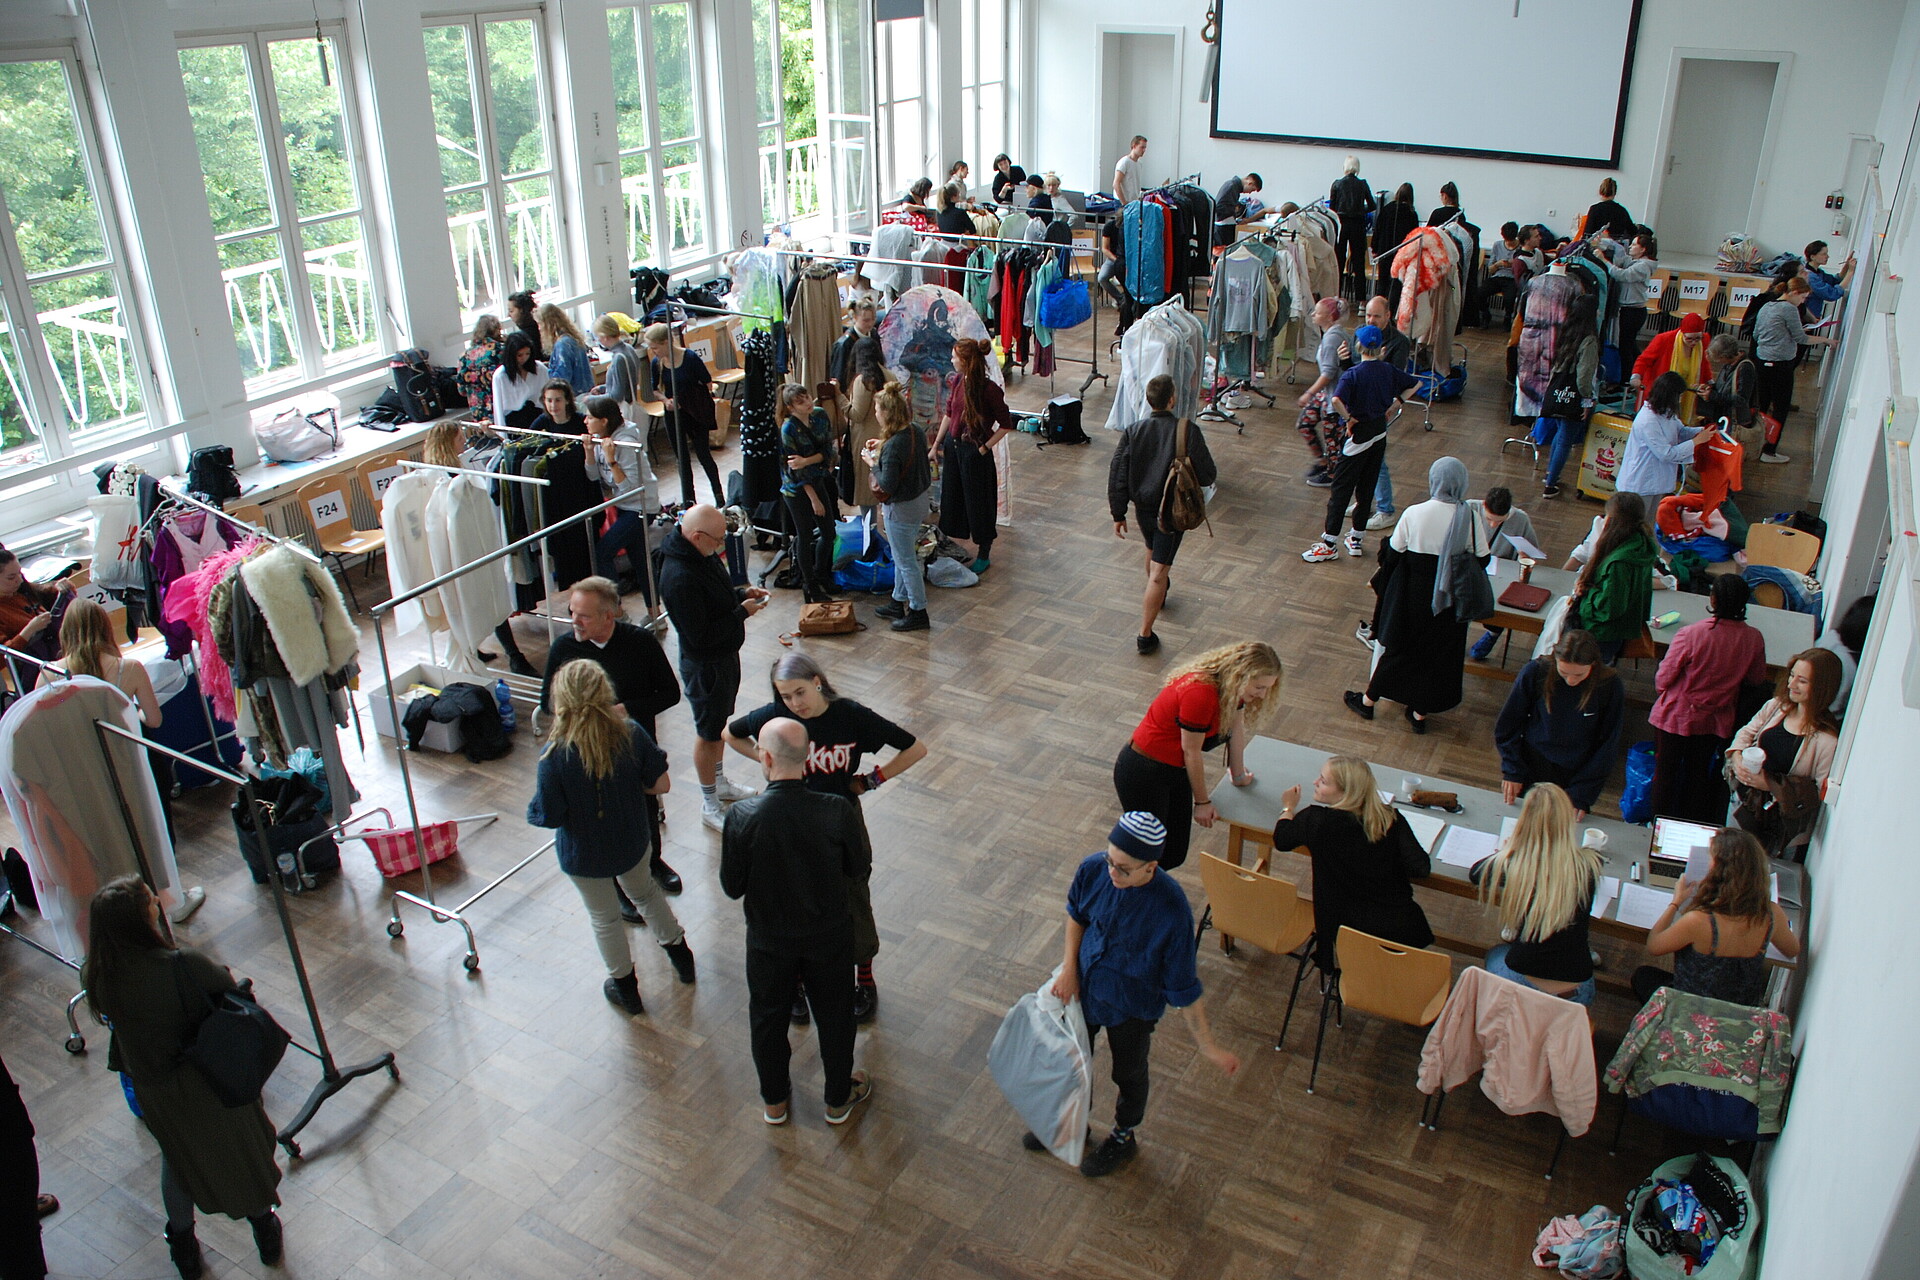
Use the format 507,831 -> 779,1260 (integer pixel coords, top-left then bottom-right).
1354,324 -> 1385,348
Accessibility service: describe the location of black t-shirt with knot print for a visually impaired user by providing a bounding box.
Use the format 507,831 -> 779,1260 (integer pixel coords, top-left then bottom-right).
728,698 -> 916,801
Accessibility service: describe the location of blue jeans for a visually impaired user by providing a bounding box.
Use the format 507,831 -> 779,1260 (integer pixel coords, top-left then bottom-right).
1485,942 -> 1595,1006
882,491 -> 930,611
1541,417 -> 1588,488
596,509 -> 654,603
1373,458 -> 1394,514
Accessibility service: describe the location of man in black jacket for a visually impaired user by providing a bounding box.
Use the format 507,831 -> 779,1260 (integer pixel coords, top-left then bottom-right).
721,718 -> 873,1126
1108,375 -> 1217,655
544,576 -> 685,893
658,504 -> 769,832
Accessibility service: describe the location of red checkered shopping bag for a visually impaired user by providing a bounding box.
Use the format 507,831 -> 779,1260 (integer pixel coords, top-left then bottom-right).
359,821 -> 460,878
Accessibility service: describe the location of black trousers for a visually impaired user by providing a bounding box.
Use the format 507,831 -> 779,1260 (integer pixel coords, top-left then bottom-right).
782,491 -> 839,594
1518,743 -> 1585,810
670,411 -> 726,506
1088,1018 -> 1158,1131
1650,728 -> 1730,825
939,436 -> 998,555
1112,743 -> 1194,870
0,1058 -> 45,1280
747,938 -> 857,1107
1335,216 -> 1368,286
1323,443 -> 1385,538
1755,359 -> 1796,452
1617,307 -> 1646,377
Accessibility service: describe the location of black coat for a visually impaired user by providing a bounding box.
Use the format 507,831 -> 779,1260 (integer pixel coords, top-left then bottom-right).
658,532 -> 748,661
1367,543 -> 1472,714
1271,805 -> 1433,970
720,779 -> 872,952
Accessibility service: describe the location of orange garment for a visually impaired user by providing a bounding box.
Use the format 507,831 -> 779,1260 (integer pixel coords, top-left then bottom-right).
1632,328 -> 1714,422
1417,965 -> 1598,1137
1656,431 -> 1744,537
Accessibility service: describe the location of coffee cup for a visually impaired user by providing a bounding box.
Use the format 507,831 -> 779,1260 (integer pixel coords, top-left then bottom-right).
1742,747 -> 1767,772
1581,828 -> 1606,852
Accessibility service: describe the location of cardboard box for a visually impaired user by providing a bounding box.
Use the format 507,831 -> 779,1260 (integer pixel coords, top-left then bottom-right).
366,663 -> 466,753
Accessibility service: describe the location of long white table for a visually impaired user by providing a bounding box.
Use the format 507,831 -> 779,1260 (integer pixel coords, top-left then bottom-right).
1207,736 -> 1803,986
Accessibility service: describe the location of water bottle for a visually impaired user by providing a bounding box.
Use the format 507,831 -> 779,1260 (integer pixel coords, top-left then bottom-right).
495,679 -> 517,732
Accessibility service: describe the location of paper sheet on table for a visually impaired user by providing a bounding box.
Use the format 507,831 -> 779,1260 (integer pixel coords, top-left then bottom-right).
1617,882 -> 1672,929
1592,876 -> 1621,920
1379,790 -> 1394,805
1433,825 -> 1499,869
1399,809 -> 1446,854
1503,533 -> 1548,561
1499,815 -> 1518,845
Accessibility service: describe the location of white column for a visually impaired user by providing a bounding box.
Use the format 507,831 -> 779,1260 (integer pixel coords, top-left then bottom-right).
706,0 -> 766,263
549,0 -> 629,313
344,0 -> 463,360
80,0 -> 251,456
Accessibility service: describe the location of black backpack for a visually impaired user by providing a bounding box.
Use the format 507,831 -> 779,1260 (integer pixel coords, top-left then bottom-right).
1037,395 -> 1089,447
186,445 -> 242,503
631,266 -> 671,313
389,347 -> 443,422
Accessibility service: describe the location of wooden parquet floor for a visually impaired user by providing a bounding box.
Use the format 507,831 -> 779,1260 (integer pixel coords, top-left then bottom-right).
1,307 -> 1820,1279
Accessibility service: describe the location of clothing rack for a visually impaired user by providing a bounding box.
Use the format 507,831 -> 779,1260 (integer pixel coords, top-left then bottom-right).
910,227 -> 1099,255
367,487 -> 638,974
398,459 -> 546,486
90,718 -> 397,1157
156,484 -> 321,564
1197,238 -> 1284,433
762,246 -> 992,277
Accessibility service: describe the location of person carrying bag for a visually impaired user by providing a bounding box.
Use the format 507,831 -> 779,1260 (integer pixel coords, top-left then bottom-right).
989,969 -> 1094,1165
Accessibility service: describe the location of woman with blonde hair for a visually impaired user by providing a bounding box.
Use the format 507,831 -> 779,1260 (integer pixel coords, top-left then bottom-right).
590,313 -> 650,411
1470,783 -> 1603,1005
1112,641 -> 1283,870
932,337 -> 1014,573
535,303 -> 592,395
869,379 -> 931,631
1273,755 -> 1432,972
527,660 -> 694,1016
1632,827 -> 1800,1005
644,321 -> 725,506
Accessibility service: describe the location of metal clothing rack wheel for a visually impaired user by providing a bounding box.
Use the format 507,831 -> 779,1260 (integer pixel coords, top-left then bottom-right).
90,720 -> 397,1158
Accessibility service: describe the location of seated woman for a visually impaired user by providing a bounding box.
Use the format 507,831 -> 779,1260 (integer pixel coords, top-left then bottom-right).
1631,827 -> 1800,1006
1493,629 -> 1623,821
1568,491 -> 1665,666
1272,755 -> 1433,974
0,547 -> 70,662
1726,649 -> 1842,846
1470,783 -> 1603,1006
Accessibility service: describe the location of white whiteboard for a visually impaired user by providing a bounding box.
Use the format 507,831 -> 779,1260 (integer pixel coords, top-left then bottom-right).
1211,0 -> 1643,167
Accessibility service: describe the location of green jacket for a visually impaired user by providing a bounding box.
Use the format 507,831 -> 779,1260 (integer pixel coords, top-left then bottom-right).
1573,531 -> 1661,643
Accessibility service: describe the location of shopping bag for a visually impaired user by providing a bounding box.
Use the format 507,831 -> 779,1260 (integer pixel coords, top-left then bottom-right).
1620,741 -> 1657,825
1036,278 -> 1092,330
1620,1153 -> 1758,1280
359,821 -> 461,878
1531,593 -> 1575,660
1755,412 -> 1783,449
987,971 -> 1093,1165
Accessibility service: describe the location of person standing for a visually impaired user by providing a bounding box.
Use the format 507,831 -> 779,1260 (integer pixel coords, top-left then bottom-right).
1631,312 -> 1713,424
591,314 -> 651,413
81,877 -> 283,1279
1113,642 -> 1282,871
933,338 -> 1014,574
527,661 -> 696,1016
1272,756 -> 1434,975
0,1050 -> 52,1280
582,395 -> 660,600
1752,276 -> 1836,463
457,314 -> 505,415
1800,239 -> 1855,319
1300,325 -> 1418,564
868,380 -> 933,632
1616,373 -> 1701,510
1344,457 -> 1490,733
536,304 -> 594,395
1211,174 -> 1264,249
506,289 -> 544,360
1033,812 -> 1240,1177
657,504 -> 769,831
1295,297 -> 1354,486
1108,375 -> 1218,653
723,652 -> 925,1023
721,718 -> 874,1127
1427,182 -> 1463,229
1594,229 -> 1657,374
1568,491 -> 1663,666
1493,630 -> 1624,820
541,576 -> 683,892
1583,178 -> 1636,240
1371,184 -> 1420,305
1112,136 -> 1147,206
831,300 -> 887,511
1359,296 -> 1412,525
1329,156 -> 1376,302
1647,574 -> 1769,824
1470,784 -> 1603,1006
778,383 -> 841,603
646,323 -> 728,505
1536,298 -> 1603,500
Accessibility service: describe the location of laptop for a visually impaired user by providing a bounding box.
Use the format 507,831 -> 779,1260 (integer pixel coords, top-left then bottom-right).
1646,816 -> 1718,889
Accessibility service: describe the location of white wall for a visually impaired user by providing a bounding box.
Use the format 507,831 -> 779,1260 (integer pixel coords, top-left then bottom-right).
1034,0 -> 1904,258
1756,5 -> 1920,1277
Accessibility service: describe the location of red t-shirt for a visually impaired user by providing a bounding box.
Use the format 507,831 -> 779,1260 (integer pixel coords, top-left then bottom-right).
1130,673 -> 1224,767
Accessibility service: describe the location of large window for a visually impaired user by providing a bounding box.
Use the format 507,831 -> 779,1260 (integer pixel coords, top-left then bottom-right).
752,0 -> 822,230
179,30 -> 382,395
0,55 -> 155,482
957,0 -> 1010,181
874,15 -> 928,205
608,3 -> 710,267
423,15 -> 563,318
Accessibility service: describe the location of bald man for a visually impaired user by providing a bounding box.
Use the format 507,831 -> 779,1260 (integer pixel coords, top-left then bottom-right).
720,718 -> 874,1125
658,503 -> 770,830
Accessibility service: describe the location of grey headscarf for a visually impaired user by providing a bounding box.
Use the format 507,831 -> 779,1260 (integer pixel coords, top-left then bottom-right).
1427,456 -> 1475,615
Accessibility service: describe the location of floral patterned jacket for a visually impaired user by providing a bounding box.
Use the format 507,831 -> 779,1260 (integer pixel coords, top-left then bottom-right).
1603,987 -> 1794,1134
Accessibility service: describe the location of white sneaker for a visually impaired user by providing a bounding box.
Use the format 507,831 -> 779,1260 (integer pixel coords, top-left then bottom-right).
1344,533 -> 1365,557
1758,451 -> 1791,464
1365,510 -> 1398,531
167,886 -> 206,925
701,804 -> 727,832
1301,539 -> 1340,563
712,776 -> 758,803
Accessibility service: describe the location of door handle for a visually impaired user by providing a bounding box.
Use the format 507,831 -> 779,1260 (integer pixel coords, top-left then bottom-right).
1666,155 -> 1678,175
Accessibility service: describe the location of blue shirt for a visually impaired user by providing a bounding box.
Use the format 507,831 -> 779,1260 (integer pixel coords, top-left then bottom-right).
1615,404 -> 1700,499
526,722 -> 668,878
1331,360 -> 1421,451
1066,853 -> 1203,1027
547,334 -> 593,394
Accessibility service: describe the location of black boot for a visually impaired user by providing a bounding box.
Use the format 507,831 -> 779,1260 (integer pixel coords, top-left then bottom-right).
603,972 -> 644,1015
650,855 -> 683,895
874,598 -> 906,620
662,938 -> 696,984
615,883 -> 644,925
166,1224 -> 204,1280
890,609 -> 929,632
250,1211 -> 284,1265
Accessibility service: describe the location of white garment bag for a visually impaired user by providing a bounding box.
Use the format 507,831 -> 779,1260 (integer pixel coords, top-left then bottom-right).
380,470 -> 450,638
426,475 -> 515,674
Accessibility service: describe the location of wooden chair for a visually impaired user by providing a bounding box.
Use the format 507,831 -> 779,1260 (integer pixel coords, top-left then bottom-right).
1716,275 -> 1772,337
1744,523 -> 1820,574
225,502 -> 268,532
1193,854 -> 1318,1049
1644,269 -> 1673,329
1670,272 -> 1722,329
294,475 -> 385,613
354,451 -> 407,514
1304,927 -> 1452,1095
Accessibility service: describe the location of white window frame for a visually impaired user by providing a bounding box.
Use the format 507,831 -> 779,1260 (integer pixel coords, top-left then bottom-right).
0,47 -> 172,521
177,25 -> 389,405
874,13 -> 931,207
608,1 -> 715,269
422,11 -> 568,320
957,0 -> 1011,185
754,0 -> 825,232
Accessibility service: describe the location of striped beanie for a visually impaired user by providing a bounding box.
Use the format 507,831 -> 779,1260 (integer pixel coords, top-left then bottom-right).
1109,811 -> 1168,863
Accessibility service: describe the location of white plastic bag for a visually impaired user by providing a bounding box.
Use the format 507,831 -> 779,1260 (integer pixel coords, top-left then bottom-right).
988,970 -> 1093,1164
87,492 -> 144,590
1531,592 -> 1575,661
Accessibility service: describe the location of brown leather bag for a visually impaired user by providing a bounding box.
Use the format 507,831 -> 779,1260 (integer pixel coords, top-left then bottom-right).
1160,419 -> 1211,534
780,600 -> 862,645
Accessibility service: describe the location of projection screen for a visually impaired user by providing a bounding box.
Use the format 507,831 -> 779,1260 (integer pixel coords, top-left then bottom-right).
1209,0 -> 1644,168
